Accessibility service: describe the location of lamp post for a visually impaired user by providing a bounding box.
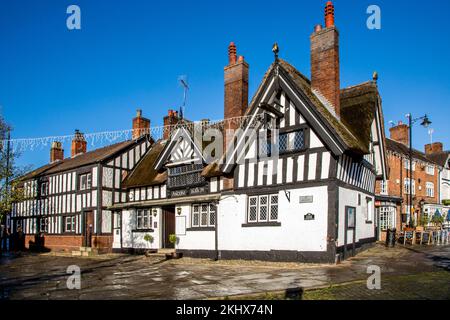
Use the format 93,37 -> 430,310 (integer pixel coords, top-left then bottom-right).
406,114 -> 431,227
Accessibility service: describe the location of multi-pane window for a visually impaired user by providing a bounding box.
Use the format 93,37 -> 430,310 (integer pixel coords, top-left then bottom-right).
380,180 -> 388,195
191,203 -> 216,227
136,209 -> 152,229
278,130 -> 305,154
404,178 -> 415,195
404,159 -> 415,171
79,173 -> 92,191
247,194 -> 279,223
40,217 -> 49,233
426,165 -> 435,175
426,182 -> 434,198
378,207 -> 395,231
65,216 -> 76,233
168,164 -> 205,189
40,182 -> 49,196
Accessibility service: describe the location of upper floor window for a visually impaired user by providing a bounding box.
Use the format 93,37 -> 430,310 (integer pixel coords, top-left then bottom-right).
404,178 -> 415,195
168,164 -> 205,189
279,130 -> 305,154
248,194 -> 278,223
79,173 -> 92,191
404,159 -> 415,171
192,203 -> 216,227
380,180 -> 389,195
426,182 -> 434,198
425,165 -> 435,175
40,182 -> 49,196
136,209 -> 152,230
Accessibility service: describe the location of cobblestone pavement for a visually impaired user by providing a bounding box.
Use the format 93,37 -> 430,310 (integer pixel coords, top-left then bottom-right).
0,244 -> 449,300
302,271 -> 450,300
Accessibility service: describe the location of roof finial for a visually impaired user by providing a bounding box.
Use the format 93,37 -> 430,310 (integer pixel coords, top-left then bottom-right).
372,71 -> 378,83
272,42 -> 279,62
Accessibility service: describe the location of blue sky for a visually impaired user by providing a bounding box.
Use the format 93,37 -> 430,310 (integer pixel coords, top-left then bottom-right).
1,0 -> 449,169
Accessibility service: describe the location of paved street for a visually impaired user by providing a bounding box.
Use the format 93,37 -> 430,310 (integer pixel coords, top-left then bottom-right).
1,244 -> 449,300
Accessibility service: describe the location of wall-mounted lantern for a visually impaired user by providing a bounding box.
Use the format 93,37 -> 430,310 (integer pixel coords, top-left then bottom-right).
177,207 -> 182,215
152,209 -> 158,217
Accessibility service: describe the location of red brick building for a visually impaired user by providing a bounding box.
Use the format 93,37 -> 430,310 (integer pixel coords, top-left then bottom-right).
375,121 -> 440,240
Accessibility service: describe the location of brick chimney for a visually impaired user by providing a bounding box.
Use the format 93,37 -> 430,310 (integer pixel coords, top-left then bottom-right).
425,142 -> 443,155
132,109 -> 150,140
71,130 -> 87,158
224,42 -> 248,146
389,121 -> 409,146
163,109 -> 180,140
50,141 -> 64,163
310,1 -> 340,118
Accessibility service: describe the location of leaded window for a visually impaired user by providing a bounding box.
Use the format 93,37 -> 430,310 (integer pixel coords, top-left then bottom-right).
191,203 -> 216,227
277,130 -> 305,154
247,194 -> 279,223
168,164 -> 205,189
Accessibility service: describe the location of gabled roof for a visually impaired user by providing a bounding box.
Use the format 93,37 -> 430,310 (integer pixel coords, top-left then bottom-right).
426,152 -> 450,167
122,140 -> 167,189
278,59 -> 369,154
17,162 -> 60,185
154,126 -> 205,171
386,138 -> 440,165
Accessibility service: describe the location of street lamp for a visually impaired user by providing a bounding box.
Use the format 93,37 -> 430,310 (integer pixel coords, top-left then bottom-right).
406,114 -> 432,228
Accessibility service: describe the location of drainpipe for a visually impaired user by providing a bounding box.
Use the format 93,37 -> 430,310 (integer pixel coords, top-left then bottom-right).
214,200 -> 219,261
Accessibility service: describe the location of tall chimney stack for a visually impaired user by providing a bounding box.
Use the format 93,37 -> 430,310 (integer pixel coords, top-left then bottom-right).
132,109 -> 151,140
425,142 -> 443,155
389,121 -> 409,146
50,141 -> 64,163
71,130 -> 87,158
224,42 -> 248,145
311,1 -> 340,118
163,109 -> 180,140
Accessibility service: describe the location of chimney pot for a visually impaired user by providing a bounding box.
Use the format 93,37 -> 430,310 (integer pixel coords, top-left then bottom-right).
314,24 -> 323,33
228,42 -> 237,65
325,1 -> 335,28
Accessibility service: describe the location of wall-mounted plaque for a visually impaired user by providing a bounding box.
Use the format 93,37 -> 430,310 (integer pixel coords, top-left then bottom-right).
171,189 -> 188,197
299,196 -> 314,203
304,213 -> 315,221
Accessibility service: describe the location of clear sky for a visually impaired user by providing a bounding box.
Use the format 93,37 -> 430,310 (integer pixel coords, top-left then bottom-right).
1,0 -> 449,169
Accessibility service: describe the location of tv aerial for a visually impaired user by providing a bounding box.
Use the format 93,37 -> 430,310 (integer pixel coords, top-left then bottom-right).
178,75 -> 189,119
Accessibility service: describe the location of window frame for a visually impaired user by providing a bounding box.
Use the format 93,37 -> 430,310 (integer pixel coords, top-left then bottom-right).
426,182 -> 434,198
64,216 -> 76,233
136,209 -> 152,230
277,129 -> 306,155
191,203 -> 216,228
247,194 -> 279,223
79,173 -> 92,191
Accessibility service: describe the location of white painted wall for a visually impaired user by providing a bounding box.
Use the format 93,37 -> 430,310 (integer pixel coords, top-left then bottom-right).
175,203 -> 216,251
337,187 -> 375,248
121,208 -> 163,250
218,186 -> 329,252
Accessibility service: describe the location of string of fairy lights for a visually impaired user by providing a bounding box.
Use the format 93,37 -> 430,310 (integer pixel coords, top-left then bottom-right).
1,113 -> 266,153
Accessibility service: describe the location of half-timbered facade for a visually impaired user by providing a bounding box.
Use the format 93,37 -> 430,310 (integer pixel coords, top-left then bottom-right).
110,1 -> 388,262
11,111 -> 152,253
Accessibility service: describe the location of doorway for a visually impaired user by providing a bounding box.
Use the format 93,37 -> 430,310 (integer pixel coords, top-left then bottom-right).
162,206 -> 175,248
344,206 -> 356,259
83,211 -> 94,248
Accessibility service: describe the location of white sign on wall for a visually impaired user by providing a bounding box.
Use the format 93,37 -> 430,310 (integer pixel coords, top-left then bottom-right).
176,216 -> 186,235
